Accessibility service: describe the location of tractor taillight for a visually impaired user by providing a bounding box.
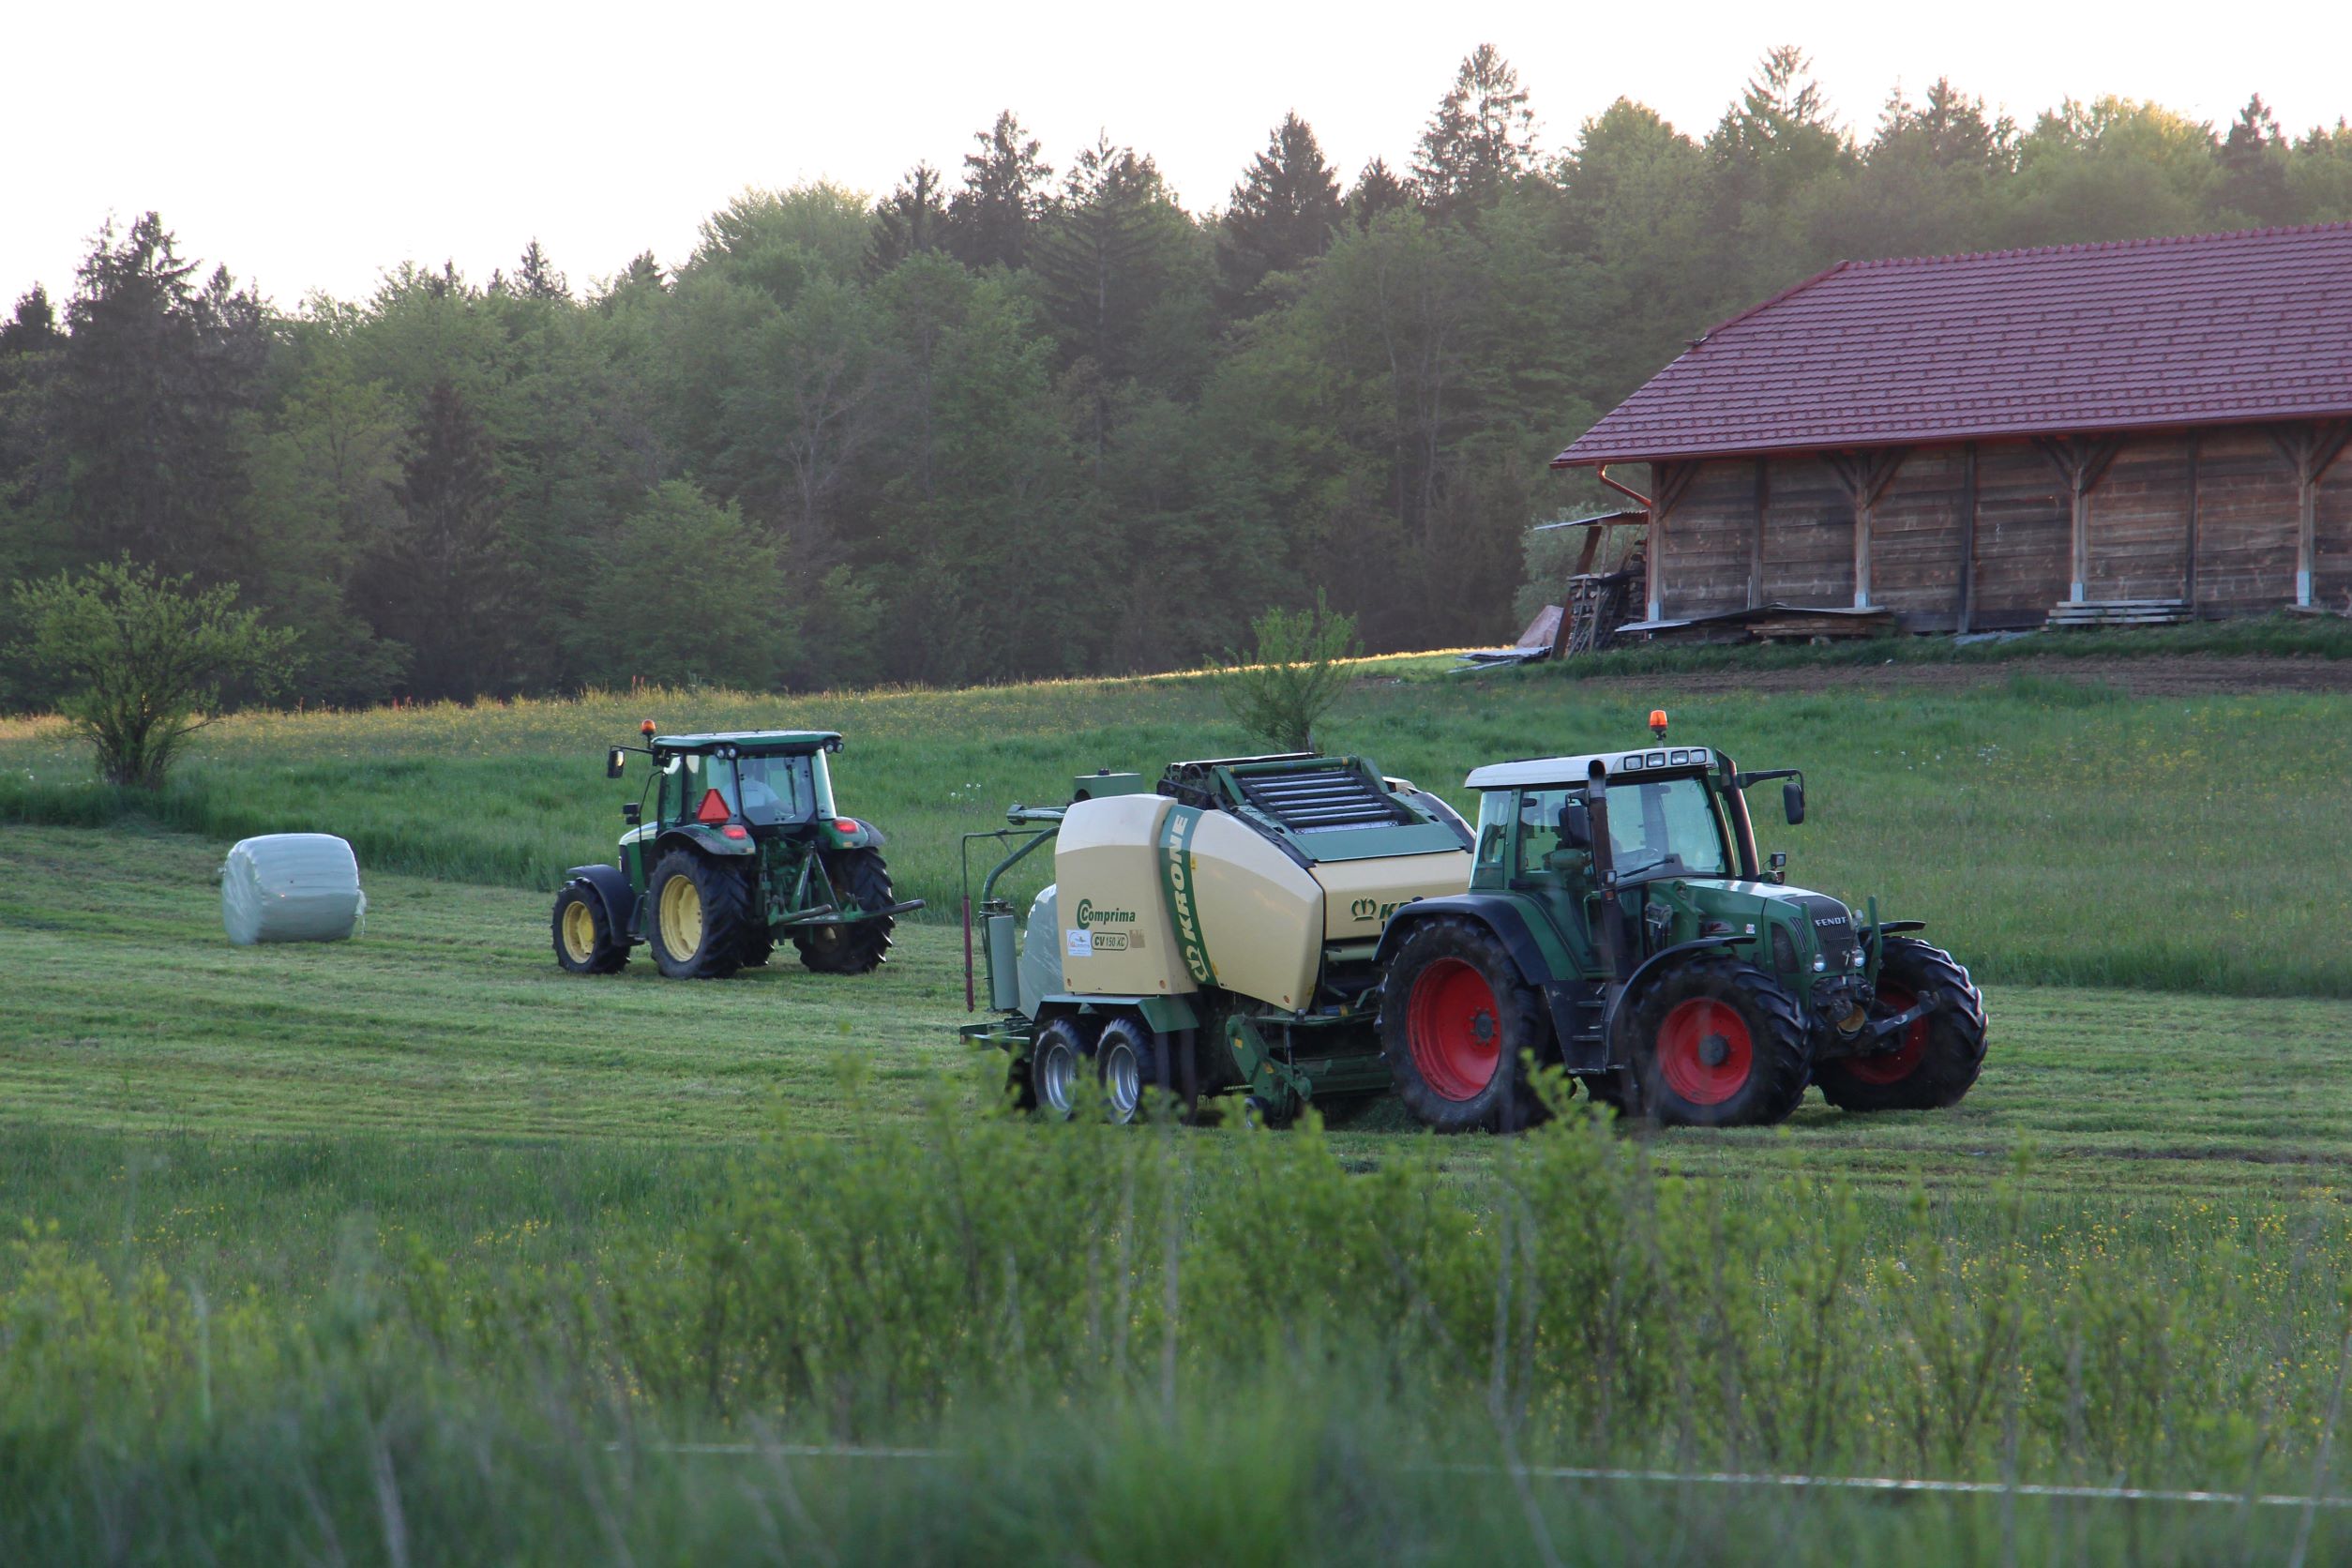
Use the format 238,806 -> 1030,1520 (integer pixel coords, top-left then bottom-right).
721,824 -> 748,840
696,788 -> 731,825
834,818 -> 859,835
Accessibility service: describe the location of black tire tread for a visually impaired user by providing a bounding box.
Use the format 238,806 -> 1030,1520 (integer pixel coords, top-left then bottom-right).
1377,914 -> 1550,1135
1626,956 -> 1811,1128
792,849 -> 897,974
1815,938 -> 1988,1112
550,883 -> 630,974
646,849 -> 755,980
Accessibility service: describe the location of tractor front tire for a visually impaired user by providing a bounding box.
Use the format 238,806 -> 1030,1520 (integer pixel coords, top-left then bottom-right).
1378,916 -> 1549,1134
1627,957 -> 1812,1128
551,883 -> 629,974
792,849 -> 898,974
646,849 -> 756,980
1815,938 -> 1988,1112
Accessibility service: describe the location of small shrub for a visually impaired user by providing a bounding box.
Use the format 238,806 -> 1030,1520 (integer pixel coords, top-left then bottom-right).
1218,592 -> 1359,753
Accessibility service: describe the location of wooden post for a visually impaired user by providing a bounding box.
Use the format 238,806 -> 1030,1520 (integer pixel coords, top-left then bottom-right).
1824,449 -> 1907,611
2033,436 -> 2122,604
1957,443 -> 1979,634
2184,430 -> 2201,613
1643,460 -> 1699,623
1748,458 -> 1768,609
2268,423 -> 2350,609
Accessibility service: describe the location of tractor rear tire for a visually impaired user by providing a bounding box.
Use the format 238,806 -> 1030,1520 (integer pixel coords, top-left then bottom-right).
1815,938 -> 1988,1112
646,849 -> 756,980
1029,1016 -> 1095,1120
1378,916 -> 1549,1134
551,882 -> 630,974
1627,957 -> 1811,1128
792,849 -> 898,974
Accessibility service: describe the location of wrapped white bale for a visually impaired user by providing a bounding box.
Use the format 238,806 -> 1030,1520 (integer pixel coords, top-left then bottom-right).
220,834 -> 366,945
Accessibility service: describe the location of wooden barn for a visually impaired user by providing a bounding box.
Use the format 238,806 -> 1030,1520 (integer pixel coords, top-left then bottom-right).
1551,222 -> 2352,632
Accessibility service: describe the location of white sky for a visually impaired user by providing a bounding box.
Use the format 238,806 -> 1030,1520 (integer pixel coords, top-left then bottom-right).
6,0 -> 2347,311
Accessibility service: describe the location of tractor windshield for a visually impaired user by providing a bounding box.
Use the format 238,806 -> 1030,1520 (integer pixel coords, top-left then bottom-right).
1606,775 -> 1731,881
732,753 -> 819,826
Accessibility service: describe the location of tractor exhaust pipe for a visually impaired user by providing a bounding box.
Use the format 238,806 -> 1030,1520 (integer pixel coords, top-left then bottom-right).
1586,759 -> 1632,991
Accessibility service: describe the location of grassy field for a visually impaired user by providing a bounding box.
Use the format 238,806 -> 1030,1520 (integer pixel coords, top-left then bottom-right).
6,649 -> 2352,1562
5,644 -> 2351,996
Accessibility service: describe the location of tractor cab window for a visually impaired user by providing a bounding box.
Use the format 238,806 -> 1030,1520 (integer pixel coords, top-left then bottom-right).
733,753 -> 818,827
1605,774 -> 1730,881
1514,789 -> 1589,877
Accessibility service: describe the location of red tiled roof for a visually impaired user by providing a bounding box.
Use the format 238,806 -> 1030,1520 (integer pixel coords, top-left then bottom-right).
1552,222 -> 2352,468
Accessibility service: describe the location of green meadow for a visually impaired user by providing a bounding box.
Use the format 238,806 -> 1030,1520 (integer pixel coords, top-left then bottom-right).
4,647 -> 2352,1562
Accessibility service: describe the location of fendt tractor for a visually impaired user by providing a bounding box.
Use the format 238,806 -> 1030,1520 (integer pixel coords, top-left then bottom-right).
962,718 -> 1986,1130
551,725 -> 922,980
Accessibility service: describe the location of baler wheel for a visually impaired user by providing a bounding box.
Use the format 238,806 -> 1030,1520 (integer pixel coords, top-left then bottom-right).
793,849 -> 898,974
1029,1016 -> 1096,1119
550,883 -> 629,974
1377,916 -> 1549,1134
1626,957 -> 1810,1127
1815,938 -> 1988,1112
646,849 -> 755,980
1095,1016 -> 1160,1125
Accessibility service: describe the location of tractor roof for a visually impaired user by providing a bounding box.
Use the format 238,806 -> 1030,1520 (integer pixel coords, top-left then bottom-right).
1466,746 -> 1716,791
652,730 -> 842,754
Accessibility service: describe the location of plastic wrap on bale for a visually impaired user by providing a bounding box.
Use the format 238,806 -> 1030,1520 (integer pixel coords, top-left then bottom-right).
220,834 -> 366,945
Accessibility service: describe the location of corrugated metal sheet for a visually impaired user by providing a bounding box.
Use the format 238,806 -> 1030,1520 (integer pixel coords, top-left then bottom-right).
1554,223 -> 2352,467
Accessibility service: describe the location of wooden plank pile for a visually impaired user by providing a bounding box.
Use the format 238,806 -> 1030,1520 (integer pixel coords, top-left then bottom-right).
2044,599 -> 2194,627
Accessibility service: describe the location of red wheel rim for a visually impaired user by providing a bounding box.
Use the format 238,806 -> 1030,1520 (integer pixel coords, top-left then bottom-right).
1408,957 -> 1502,1102
1657,998 -> 1754,1106
1847,982 -> 1928,1085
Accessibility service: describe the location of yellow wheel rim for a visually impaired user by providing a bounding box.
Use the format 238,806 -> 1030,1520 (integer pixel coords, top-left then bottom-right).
562,899 -> 596,962
659,873 -> 704,957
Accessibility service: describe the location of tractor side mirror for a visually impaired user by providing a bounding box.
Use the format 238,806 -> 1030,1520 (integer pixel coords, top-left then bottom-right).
623,802 -> 641,825
1558,799 -> 1592,850
1783,779 -> 1805,826
607,747 -> 627,779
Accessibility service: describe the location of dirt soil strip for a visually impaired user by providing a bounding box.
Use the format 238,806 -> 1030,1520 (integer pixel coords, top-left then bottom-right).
1579,656 -> 2352,699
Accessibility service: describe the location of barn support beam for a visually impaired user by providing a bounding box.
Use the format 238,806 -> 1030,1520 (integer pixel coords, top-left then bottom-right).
1748,458 -> 1768,609
2184,431 -> 2201,613
2269,421 -> 2352,607
1640,460 -> 1698,622
2035,436 -> 2124,603
1956,443 -> 1979,634
1824,449 -> 1907,610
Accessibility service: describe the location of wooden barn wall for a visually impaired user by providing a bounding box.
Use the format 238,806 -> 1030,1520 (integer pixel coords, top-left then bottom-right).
2194,428 -> 2299,612
1867,448 -> 1965,625
2319,452 -> 2352,610
1961,444 -> 2069,625
1656,460 -> 1754,616
2086,436 -> 2193,601
1637,423 -> 2341,627
1758,455 -> 1853,606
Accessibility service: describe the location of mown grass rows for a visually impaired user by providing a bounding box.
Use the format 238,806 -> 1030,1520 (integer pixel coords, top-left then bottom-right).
6,653 -> 2350,994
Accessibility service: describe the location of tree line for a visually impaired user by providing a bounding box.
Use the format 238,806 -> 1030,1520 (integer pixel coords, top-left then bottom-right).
3,46 -> 2348,706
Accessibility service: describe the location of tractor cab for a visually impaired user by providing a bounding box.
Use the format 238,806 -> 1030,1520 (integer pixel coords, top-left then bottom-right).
640,731 -> 843,840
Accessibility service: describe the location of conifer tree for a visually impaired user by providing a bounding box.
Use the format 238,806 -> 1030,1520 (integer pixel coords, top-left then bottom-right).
1345,158 -> 1415,228
355,381 -> 514,699
1217,113 -> 1343,312
948,111 -> 1053,269
870,162 -> 951,273
515,238 -> 569,301
1413,44 -> 1537,213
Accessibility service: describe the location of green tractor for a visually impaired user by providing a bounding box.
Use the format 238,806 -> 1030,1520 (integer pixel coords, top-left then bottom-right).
1375,714 -> 1987,1129
550,725 -> 922,980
